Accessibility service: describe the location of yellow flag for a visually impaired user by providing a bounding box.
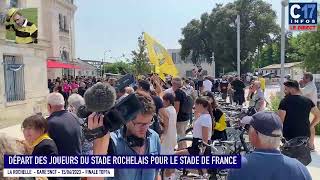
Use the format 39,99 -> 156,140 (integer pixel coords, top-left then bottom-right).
143,32 -> 179,80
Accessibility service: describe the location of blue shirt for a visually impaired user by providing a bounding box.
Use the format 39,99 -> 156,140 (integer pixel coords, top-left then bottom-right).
106,128 -> 161,180
228,149 -> 312,180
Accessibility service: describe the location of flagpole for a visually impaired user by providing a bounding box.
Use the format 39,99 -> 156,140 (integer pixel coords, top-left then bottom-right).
211,52 -> 215,78
237,15 -> 240,77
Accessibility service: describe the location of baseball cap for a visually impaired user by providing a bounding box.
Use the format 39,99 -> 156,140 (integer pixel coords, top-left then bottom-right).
241,111 -> 282,137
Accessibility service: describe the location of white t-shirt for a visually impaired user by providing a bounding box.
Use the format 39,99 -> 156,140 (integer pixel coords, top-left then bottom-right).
160,106 -> 177,155
193,114 -> 212,139
182,85 -> 194,96
164,87 -> 174,95
301,82 -> 318,105
203,79 -> 213,92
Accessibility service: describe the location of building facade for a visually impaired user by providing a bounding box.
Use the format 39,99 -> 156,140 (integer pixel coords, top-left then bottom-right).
167,49 -> 215,78
74,58 -> 98,77
260,62 -> 304,80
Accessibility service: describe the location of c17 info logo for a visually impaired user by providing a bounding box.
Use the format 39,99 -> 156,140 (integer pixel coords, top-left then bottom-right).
289,2 -> 317,31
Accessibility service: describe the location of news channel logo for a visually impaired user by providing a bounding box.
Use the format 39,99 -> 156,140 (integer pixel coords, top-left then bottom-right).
288,2 -> 318,31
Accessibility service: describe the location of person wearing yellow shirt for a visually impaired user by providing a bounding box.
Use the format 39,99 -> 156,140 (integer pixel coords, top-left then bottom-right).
258,74 -> 266,93
204,92 -> 227,140
5,8 -> 38,44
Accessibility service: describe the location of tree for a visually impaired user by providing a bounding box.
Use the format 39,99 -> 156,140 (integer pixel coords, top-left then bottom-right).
296,27 -> 320,73
179,0 -> 279,74
254,31 -> 303,69
255,25 -> 320,73
130,33 -> 152,75
103,61 -> 133,75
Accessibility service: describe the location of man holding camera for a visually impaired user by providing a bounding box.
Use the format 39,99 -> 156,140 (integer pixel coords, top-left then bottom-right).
88,91 -> 161,180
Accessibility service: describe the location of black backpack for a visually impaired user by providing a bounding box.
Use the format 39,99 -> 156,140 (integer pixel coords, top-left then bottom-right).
280,136 -> 312,166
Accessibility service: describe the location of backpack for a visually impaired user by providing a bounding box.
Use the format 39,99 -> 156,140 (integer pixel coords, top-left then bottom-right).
280,136 -> 312,166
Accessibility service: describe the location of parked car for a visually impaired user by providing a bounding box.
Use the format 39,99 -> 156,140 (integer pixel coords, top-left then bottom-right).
263,72 -> 280,78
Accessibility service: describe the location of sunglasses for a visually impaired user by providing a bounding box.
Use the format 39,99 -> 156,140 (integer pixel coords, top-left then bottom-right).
13,18 -> 21,22
132,120 -> 154,128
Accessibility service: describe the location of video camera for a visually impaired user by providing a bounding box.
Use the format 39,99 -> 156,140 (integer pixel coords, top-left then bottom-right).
77,74 -> 143,141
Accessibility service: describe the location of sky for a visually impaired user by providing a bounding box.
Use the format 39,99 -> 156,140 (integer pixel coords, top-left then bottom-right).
74,0 -> 284,62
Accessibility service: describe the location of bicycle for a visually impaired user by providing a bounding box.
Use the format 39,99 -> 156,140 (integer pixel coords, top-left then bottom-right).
175,138 -> 230,180
176,127 -> 252,180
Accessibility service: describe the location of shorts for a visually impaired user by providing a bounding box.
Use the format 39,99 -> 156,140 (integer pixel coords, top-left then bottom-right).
176,121 -> 189,141
187,138 -> 211,155
211,130 -> 227,141
195,80 -> 203,91
234,93 -> 245,105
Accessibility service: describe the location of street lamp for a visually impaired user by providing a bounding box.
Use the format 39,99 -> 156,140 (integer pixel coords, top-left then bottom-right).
102,50 -> 111,77
228,15 -> 240,76
237,15 -> 240,77
280,0 -> 288,94
211,52 -> 215,78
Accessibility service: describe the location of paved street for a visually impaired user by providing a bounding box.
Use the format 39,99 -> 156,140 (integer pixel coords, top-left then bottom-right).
0,84 -> 319,178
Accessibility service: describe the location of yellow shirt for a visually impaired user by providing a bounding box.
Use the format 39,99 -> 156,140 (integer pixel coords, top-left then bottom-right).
32,133 -> 52,148
214,113 -> 227,131
259,77 -> 266,91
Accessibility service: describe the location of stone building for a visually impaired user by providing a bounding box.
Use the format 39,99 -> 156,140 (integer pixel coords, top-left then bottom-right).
167,49 -> 215,78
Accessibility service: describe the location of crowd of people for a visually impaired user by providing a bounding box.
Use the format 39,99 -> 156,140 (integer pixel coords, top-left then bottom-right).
1,70 -> 319,180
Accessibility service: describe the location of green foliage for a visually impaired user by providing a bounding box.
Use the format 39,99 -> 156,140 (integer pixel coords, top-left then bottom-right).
179,0 -> 279,74
255,30 -> 313,69
130,34 -> 152,75
267,93 -> 281,112
6,8 -> 38,40
316,124 -> 320,135
103,61 -> 133,75
295,26 -> 320,73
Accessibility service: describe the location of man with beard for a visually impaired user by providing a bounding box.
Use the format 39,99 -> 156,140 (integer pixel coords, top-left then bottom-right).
278,80 -> 320,141
88,91 -> 161,180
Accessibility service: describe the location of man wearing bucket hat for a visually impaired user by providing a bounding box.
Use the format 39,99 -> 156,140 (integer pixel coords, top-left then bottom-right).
5,8 -> 38,44
228,111 -> 311,180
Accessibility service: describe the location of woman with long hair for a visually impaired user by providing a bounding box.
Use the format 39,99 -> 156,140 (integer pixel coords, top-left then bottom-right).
176,96 -> 214,155
204,92 -> 227,140
161,93 -> 177,180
